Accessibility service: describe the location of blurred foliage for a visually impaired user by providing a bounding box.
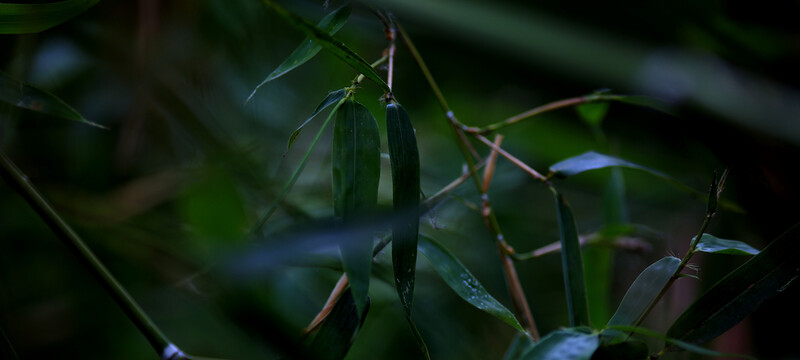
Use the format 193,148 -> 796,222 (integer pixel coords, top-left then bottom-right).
1,0 -> 799,359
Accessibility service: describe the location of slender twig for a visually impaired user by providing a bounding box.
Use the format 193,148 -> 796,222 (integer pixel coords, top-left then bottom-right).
474,134 -> 548,182
0,149 -> 177,358
397,20 -> 539,340
302,274 -> 350,336
482,135 -> 503,193
466,96 -> 592,134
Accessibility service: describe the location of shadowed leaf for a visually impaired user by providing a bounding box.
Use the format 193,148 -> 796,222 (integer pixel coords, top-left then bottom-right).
245,7 -> 351,103
610,325 -> 756,359
693,233 -> 759,255
549,151 -> 667,179
0,0 -> 99,34
576,102 -> 609,126
264,1 -> 389,92
605,256 -> 681,339
503,332 -> 535,360
667,223 -> 800,346
309,289 -> 369,360
333,99 -> 381,318
419,234 -> 524,331
0,71 -> 104,128
552,189 -> 591,327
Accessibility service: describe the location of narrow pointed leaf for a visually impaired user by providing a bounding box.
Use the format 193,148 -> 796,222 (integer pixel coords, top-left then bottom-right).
0,71 -> 104,128
693,233 -> 759,255
667,222 -> 800,346
0,0 -> 99,34
386,102 -> 421,316
286,88 -> 347,152
549,151 -> 668,179
606,95 -> 678,117
309,289 -> 369,360
520,329 -> 599,360
419,235 -> 524,331
333,99 -> 381,318
605,256 -> 681,336
552,189 -> 591,327
264,1 -> 390,92
610,325 -> 756,359
405,316 -> 431,360
246,7 -> 351,103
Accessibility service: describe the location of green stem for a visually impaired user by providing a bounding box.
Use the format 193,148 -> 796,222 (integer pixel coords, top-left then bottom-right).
0,150 -> 173,358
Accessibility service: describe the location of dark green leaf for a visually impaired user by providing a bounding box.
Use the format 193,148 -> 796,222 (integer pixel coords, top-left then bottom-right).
591,340 -> 649,360
309,289 -> 368,360
333,99 -> 381,318
405,316 -> 431,360
418,235 -> 524,331
606,257 -> 681,333
552,189 -> 591,327
0,0 -> 99,34
693,233 -> 759,255
503,332 -> 535,360
264,1 -> 389,92
386,102 -> 421,316
606,95 -> 678,117
520,329 -> 599,360
245,7 -> 351,103
576,102 -> 609,126
549,151 -> 667,179
610,325 -> 756,359
286,88 -> 347,152
0,71 -> 104,128
667,222 -> 800,346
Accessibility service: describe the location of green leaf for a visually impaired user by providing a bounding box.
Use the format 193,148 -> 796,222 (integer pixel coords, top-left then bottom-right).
610,325 -> 756,359
576,102 -> 609,126
245,7 -> 351,103
606,95 -> 678,117
552,189 -> 591,327
405,316 -> 431,360
503,332 -> 535,360
667,222 -> 800,346
286,88 -> 347,153
309,289 -> 369,360
549,151 -> 668,179
606,257 -> 681,334
264,1 -> 390,92
0,71 -> 104,128
418,234 -> 524,332
386,102 -> 421,316
0,0 -> 99,34
693,233 -> 759,255
520,329 -> 599,360
333,99 -> 381,318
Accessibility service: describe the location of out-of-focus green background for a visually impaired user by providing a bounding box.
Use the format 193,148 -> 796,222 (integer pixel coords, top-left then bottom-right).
1,0 -> 799,359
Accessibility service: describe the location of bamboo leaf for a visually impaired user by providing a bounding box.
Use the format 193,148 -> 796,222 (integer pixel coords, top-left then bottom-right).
552,189 -> 591,327
0,0 -> 99,34
405,316 -> 431,360
607,95 -> 678,117
386,102 -> 421,316
418,234 -> 524,332
610,325 -> 756,359
309,289 -> 369,360
549,151 -> 668,179
520,329 -> 599,360
333,99 -> 381,318
245,7 -> 351,103
286,88 -> 347,152
667,222 -> 800,346
264,1 -> 390,92
693,233 -> 759,256
0,71 -> 104,128
605,256 -> 681,337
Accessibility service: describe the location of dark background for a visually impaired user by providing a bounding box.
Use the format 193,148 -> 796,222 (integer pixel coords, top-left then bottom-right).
1,0 -> 799,359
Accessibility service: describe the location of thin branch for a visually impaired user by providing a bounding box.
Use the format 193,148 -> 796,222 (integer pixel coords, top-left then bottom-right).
466,96 -> 592,135
474,134 -> 548,182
